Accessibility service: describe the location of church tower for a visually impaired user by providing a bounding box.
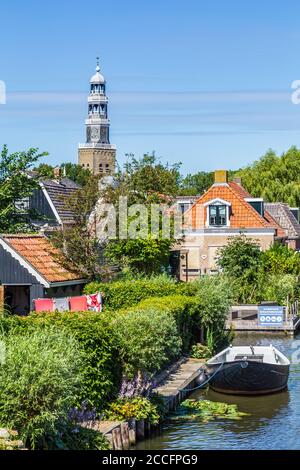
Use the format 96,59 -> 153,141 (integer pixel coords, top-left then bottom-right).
78,59 -> 116,175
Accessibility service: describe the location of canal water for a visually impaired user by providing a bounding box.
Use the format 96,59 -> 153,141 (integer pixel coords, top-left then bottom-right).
136,333 -> 300,450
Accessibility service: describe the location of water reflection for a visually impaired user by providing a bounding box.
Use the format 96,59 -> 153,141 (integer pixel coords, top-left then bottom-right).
136,333 -> 300,450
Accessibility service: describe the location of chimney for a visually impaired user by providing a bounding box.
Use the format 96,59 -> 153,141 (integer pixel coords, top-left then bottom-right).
214,170 -> 228,184
53,166 -> 61,179
233,176 -> 242,186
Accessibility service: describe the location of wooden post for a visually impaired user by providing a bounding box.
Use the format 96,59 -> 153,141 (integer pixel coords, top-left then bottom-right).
120,422 -> 130,450
105,433 -> 114,449
136,420 -> 145,440
0,286 -> 4,314
144,420 -> 151,437
112,427 -> 123,450
128,419 -> 136,446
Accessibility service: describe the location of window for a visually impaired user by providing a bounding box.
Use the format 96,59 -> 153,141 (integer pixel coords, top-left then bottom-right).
209,205 -> 227,226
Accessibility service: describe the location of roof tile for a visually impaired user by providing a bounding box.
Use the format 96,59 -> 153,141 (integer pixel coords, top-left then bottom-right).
2,235 -> 84,283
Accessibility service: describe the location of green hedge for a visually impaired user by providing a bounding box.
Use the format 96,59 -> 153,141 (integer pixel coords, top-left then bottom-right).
0,312 -> 121,411
84,275 -> 185,310
125,295 -> 199,352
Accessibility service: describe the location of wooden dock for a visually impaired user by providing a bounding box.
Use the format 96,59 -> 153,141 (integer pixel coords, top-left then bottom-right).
85,357 -> 205,449
152,357 -> 205,411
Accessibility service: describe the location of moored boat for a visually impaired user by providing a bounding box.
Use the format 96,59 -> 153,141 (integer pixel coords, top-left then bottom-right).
202,345 -> 290,395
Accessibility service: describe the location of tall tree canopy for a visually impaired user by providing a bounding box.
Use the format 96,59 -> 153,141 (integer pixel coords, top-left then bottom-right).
0,145 -> 47,233
236,146 -> 300,206
103,154 -> 181,275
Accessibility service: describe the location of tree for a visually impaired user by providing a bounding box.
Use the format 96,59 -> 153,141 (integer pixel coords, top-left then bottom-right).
34,163 -> 54,179
103,153 -> 180,275
236,146 -> 300,206
0,145 -> 47,233
217,235 -> 262,278
61,163 -> 92,186
51,175 -> 114,281
179,171 -> 214,196
34,162 -> 91,186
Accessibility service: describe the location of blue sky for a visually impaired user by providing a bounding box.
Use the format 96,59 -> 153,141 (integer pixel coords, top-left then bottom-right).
1,0 -> 300,174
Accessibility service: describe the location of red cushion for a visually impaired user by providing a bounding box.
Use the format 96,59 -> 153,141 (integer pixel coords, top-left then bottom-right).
69,296 -> 88,312
34,298 -> 54,312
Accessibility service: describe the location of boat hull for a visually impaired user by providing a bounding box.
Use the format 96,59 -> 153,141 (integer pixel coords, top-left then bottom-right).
206,360 -> 289,395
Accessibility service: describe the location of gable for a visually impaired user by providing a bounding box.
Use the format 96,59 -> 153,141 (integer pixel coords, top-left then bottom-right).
186,184 -> 269,230
0,245 -> 42,285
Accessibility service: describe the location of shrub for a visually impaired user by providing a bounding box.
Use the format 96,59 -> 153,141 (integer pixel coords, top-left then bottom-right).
136,295 -> 199,351
190,343 -> 212,360
262,243 -> 300,275
0,312 -> 121,411
190,276 -> 234,350
47,423 -> 110,450
112,307 -> 181,378
261,274 -> 299,305
104,397 -> 161,424
217,235 -> 262,278
0,327 -> 84,449
84,274 -> 180,310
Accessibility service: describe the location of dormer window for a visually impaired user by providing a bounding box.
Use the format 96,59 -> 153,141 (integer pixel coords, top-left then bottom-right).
209,205 -> 226,225
204,198 -> 231,227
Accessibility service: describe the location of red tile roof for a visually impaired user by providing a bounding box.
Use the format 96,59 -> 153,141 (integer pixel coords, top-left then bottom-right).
2,235 -> 84,283
185,181 -> 286,237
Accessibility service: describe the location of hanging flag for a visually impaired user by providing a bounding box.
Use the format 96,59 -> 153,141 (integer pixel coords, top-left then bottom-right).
86,292 -> 102,312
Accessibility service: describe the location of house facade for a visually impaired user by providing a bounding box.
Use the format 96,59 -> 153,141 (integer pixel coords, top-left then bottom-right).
173,170 -> 286,281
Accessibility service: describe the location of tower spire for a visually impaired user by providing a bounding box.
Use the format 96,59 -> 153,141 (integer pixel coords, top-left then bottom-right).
96,56 -> 100,72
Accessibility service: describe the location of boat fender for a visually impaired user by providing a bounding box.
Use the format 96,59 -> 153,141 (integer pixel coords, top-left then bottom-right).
195,370 -> 209,386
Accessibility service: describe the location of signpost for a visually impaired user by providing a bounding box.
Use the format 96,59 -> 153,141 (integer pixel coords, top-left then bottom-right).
258,305 -> 284,327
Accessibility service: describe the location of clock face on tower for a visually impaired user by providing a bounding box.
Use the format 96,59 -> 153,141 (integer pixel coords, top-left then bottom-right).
91,127 -> 100,142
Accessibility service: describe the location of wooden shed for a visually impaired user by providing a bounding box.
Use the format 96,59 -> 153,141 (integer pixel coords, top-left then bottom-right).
0,234 -> 86,314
